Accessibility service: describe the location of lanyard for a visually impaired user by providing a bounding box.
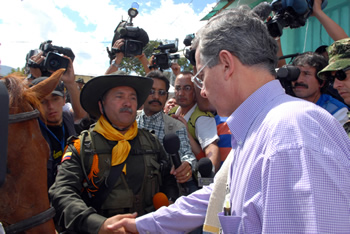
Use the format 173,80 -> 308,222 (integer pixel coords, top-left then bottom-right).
39,119 -> 66,152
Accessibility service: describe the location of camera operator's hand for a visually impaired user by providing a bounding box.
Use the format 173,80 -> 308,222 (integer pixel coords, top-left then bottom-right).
135,53 -> 150,74
105,39 -> 124,74
311,0 -> 348,41
59,57 -> 87,121
171,62 -> 181,76
29,51 -> 45,78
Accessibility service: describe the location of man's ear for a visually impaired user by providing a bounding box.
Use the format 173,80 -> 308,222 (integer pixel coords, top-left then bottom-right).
319,79 -> 326,88
98,100 -> 104,115
218,50 -> 235,80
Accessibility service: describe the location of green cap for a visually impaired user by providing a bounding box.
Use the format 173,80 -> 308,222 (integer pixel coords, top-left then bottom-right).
318,38 -> 350,80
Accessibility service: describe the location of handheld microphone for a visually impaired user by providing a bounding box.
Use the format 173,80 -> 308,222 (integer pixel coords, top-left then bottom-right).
153,192 -> 170,210
252,1 -> 272,21
197,158 -> 215,187
163,133 -> 182,168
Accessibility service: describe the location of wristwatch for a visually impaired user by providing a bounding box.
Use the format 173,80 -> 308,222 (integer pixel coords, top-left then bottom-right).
111,60 -> 119,68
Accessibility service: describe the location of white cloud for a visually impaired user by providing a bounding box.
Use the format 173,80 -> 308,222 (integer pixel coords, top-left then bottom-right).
0,0 -> 216,76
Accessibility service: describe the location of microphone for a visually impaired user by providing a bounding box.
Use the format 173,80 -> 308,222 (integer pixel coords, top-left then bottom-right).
197,158 -> 215,187
153,192 -> 170,210
163,133 -> 182,169
252,1 -> 272,21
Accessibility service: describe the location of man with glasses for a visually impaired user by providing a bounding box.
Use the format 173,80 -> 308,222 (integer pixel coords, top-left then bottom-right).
137,70 -> 198,195
105,6 -> 350,233
318,37 -> 350,136
169,71 -> 220,173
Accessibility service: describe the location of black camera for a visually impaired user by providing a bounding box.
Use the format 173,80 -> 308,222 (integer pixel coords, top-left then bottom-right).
107,3 -> 149,59
266,0 -> 328,38
27,40 -> 75,72
276,64 -> 301,96
151,39 -> 179,70
183,33 -> 196,66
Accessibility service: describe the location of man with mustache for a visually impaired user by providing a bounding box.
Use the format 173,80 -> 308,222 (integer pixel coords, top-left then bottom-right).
49,73 -> 178,233
291,52 -> 348,126
137,70 -> 197,195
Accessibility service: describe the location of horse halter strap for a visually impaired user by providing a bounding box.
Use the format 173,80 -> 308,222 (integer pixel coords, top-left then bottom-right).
8,109 -> 40,124
4,207 -> 56,234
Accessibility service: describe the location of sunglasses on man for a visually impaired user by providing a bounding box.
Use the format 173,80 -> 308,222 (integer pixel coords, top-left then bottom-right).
326,66 -> 350,83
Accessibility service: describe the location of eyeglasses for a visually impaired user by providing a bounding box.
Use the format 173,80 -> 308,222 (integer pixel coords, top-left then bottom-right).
175,85 -> 193,92
191,58 -> 213,89
327,66 -> 350,83
149,89 -> 168,96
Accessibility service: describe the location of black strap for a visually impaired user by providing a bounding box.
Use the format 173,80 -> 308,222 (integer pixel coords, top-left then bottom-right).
4,207 -> 55,234
91,161 -> 126,210
0,81 -> 9,187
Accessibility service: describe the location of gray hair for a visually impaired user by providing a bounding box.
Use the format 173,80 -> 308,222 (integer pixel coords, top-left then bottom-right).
197,6 -> 278,75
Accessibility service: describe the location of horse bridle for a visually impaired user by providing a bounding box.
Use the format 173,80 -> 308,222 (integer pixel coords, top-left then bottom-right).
0,80 -> 56,234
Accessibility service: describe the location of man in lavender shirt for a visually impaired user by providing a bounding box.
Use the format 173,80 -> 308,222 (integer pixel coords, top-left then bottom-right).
102,6 -> 350,234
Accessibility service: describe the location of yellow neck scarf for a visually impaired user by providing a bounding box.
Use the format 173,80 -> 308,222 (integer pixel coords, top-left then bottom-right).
94,115 -> 138,173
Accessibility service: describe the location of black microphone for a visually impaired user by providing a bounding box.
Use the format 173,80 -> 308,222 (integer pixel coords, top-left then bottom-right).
163,133 -> 182,169
252,1 -> 272,21
197,158 -> 215,187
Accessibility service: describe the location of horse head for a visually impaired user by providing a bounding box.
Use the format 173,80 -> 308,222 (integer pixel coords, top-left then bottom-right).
0,69 -> 65,234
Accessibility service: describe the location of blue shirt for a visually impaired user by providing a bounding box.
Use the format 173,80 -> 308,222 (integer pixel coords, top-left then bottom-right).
136,80 -> 350,233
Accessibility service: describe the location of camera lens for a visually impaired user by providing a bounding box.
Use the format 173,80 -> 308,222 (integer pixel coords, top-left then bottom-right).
127,41 -> 141,52
49,59 -> 60,69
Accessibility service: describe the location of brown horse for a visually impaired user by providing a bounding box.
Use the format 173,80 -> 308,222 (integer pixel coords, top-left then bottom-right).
0,69 -> 65,234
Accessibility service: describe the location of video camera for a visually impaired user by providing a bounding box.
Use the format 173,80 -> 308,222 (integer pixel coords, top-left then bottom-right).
27,40 -> 75,72
276,64 -> 300,96
107,2 -> 149,59
150,39 -> 179,70
266,0 -> 328,37
183,33 -> 196,66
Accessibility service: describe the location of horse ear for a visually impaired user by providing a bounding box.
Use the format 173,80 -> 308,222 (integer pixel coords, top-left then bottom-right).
29,69 -> 66,101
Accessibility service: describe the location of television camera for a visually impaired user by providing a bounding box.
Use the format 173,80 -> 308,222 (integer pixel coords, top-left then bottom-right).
150,39 -> 179,70
27,40 -> 75,72
254,0 -> 328,38
107,2 -> 149,60
276,64 -> 301,96
183,33 -> 196,66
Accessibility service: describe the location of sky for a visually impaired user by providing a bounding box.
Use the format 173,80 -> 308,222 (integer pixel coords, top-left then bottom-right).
0,0 -> 217,76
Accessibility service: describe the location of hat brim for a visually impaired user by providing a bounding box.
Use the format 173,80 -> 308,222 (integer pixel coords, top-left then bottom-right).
80,74 -> 153,118
318,58 -> 350,80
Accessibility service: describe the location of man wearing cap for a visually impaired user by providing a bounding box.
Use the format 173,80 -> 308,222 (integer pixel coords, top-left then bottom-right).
49,73 -> 178,233
76,77 -> 85,90
318,37 -> 350,136
31,60 -> 87,188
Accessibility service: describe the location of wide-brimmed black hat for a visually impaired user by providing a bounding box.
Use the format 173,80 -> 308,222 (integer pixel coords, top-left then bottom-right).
80,74 -> 153,118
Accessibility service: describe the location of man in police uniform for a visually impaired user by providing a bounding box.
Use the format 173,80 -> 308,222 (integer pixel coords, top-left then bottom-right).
49,73 -> 178,233
318,38 -> 350,136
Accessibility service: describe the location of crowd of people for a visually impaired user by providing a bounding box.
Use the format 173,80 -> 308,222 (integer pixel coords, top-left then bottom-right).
3,0 -> 350,233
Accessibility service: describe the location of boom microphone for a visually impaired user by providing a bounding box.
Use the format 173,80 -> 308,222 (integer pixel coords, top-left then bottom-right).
252,1 -> 272,21
197,158 -> 215,187
163,133 -> 182,168
153,192 -> 170,210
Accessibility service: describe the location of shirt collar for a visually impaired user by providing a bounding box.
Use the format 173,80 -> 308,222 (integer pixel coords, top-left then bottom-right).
141,109 -> 163,121
227,80 -> 285,146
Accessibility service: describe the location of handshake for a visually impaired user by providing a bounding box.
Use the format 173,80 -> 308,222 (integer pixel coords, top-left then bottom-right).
98,213 -> 138,234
